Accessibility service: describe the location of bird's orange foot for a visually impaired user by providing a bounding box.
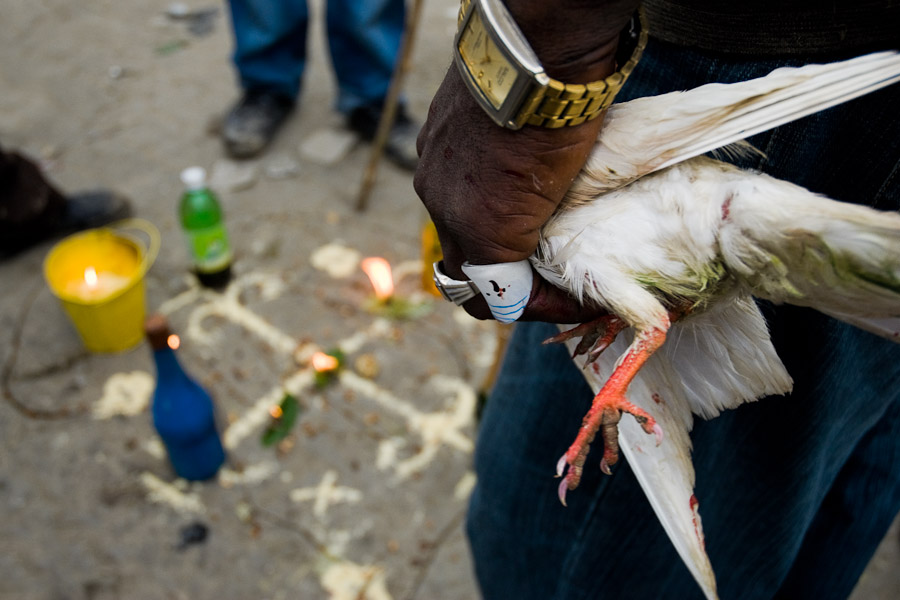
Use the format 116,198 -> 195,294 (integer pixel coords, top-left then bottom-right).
543,315 -> 627,366
556,390 -> 663,506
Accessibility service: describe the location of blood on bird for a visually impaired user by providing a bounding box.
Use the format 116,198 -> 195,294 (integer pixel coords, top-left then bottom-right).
721,195 -> 733,221
690,494 -> 706,550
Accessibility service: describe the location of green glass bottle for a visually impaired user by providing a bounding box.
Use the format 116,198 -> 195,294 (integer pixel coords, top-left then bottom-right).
179,167 -> 232,288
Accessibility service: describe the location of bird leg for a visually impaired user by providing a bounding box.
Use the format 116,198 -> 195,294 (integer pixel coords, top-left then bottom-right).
543,315 -> 627,365
556,324 -> 668,506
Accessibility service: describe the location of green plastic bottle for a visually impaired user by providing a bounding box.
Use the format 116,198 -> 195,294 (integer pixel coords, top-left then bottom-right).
179,167 -> 232,288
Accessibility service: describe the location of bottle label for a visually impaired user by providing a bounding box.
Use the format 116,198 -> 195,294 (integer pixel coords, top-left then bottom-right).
185,224 -> 232,273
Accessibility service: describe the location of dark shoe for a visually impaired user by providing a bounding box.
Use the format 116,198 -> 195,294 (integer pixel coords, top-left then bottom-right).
347,103 -> 420,171
0,189 -> 132,257
61,190 -> 133,231
222,90 -> 295,159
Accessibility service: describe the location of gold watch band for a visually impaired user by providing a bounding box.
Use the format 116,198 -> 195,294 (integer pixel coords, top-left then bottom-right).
458,0 -> 648,129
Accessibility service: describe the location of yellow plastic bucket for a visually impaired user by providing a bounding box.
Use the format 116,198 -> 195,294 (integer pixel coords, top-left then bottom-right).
43,219 -> 160,353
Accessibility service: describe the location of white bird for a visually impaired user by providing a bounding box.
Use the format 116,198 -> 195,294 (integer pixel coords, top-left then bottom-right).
530,51 -> 900,599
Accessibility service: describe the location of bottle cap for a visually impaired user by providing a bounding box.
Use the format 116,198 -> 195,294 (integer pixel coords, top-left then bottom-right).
145,313 -> 172,350
180,166 -> 207,190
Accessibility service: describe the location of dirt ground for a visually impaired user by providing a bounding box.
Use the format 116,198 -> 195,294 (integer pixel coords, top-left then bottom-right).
1,1 -> 898,599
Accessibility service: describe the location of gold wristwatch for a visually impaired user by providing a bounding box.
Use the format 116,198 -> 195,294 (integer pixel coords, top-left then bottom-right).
454,0 -> 647,129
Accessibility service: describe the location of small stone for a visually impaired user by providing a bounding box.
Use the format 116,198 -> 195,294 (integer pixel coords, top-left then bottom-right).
108,65 -> 125,80
40,144 -> 61,160
276,437 -> 295,454
166,2 -> 191,18
250,235 -> 280,259
354,353 -> 380,379
298,128 -> 358,166
186,9 -> 219,37
264,154 -> 301,179
209,158 -> 258,192
310,242 -> 361,279
235,501 -> 253,522
177,521 -> 209,550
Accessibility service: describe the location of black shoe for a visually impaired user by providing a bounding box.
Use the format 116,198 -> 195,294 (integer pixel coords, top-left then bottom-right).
347,103 -> 420,171
0,190 -> 132,257
61,190 -> 133,231
222,89 -> 295,159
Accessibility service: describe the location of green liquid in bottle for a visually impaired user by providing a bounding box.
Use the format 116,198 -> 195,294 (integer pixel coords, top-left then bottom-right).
179,167 -> 233,288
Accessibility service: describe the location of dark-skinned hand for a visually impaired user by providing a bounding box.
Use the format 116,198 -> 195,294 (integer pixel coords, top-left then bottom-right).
414,0 -> 639,323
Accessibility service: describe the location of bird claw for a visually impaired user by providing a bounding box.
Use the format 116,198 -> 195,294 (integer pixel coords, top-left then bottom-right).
558,478 -> 569,507
542,321 -> 598,346
556,454 -> 568,478
556,392 -> 662,504
653,423 -> 664,446
543,316 -> 626,366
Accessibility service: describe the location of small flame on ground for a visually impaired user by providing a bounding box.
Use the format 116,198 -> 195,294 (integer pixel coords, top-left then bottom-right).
167,334 -> 181,350
361,257 -> 394,300
84,266 -> 99,287
311,351 -> 339,372
269,405 -> 283,419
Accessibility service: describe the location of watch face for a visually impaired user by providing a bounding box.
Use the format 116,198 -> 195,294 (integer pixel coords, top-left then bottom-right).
457,9 -> 518,109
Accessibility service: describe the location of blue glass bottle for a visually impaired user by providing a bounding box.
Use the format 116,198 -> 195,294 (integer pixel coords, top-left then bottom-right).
145,314 -> 225,480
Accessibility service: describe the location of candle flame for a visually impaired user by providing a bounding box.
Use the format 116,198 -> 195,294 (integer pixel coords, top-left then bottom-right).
311,351 -> 339,372
167,334 -> 181,350
361,257 -> 394,300
84,266 -> 99,287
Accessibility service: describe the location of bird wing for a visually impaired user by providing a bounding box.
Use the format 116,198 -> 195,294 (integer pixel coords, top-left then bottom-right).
566,51 -> 900,204
650,51 -> 900,171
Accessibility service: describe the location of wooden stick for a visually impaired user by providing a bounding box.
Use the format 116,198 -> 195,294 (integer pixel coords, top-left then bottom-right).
355,0 -> 425,212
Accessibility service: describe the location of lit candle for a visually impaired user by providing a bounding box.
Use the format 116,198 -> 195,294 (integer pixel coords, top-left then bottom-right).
167,334 -> 181,350
361,257 -> 394,301
311,351 -> 340,373
360,256 -> 432,320
66,266 -> 131,301
85,266 -> 98,288
311,349 -> 344,388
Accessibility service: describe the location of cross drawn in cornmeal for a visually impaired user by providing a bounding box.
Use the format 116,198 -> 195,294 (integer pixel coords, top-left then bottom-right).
156,270 -> 484,482
290,470 -> 363,518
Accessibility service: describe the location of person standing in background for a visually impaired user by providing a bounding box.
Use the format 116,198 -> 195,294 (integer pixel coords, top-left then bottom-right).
222,0 -> 420,170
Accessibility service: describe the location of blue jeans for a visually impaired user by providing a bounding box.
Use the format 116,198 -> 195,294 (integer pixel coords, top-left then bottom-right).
468,38 -> 900,600
227,0 -> 405,113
